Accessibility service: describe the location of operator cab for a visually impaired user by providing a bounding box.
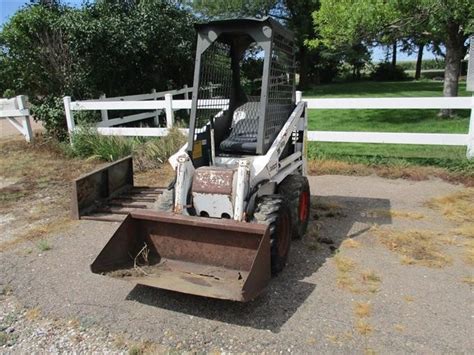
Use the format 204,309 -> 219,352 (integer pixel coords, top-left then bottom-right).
187,17 -> 296,166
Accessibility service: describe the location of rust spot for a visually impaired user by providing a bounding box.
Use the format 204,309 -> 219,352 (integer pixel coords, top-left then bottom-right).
192,167 -> 235,195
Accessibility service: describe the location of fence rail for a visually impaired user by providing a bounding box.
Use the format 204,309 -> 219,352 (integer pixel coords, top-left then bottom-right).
0,95 -> 34,142
64,91 -> 474,159
304,95 -> 474,159
77,85 -> 193,130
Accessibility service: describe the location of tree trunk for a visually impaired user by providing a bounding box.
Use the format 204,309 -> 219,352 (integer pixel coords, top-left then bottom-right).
415,43 -> 424,80
298,45 -> 309,89
391,41 -> 397,67
440,22 -> 465,117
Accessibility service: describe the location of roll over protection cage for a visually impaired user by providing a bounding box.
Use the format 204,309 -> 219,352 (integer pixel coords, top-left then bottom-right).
187,17 -> 296,157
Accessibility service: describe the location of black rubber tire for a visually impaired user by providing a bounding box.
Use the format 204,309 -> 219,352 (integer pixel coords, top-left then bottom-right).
154,188 -> 174,212
252,195 -> 291,275
278,174 -> 310,239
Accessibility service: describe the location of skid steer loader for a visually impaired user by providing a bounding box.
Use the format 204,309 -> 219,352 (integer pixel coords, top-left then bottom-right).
90,17 -> 310,302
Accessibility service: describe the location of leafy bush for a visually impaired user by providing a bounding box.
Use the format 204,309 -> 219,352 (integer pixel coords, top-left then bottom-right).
398,59 -> 445,71
0,1 -> 195,140
370,62 -> 408,81
2,89 -> 15,98
30,96 -> 68,140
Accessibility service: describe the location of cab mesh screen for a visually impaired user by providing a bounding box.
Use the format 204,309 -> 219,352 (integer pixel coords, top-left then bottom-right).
263,32 -> 295,149
194,40 -> 232,135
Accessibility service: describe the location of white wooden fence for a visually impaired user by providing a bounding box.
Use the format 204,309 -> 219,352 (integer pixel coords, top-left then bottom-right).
0,95 -> 34,142
64,91 -> 474,159
303,95 -> 474,159
70,85 -> 192,130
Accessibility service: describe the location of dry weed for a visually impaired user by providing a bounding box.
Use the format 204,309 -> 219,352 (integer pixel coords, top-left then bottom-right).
461,276 -> 474,285
453,223 -> 474,239
308,159 -> 474,187
426,188 -> 474,223
334,255 -> 356,273
0,217 -> 75,252
325,334 -> 339,344
366,209 -> 424,220
361,269 -> 382,293
134,164 -> 175,187
355,320 -> 373,336
0,137 -> 99,250
464,240 -> 474,265
394,324 -> 405,332
308,159 -> 371,177
361,270 -> 381,283
342,238 -> 361,248
336,273 -> 359,292
373,228 -> 452,268
354,302 -> 371,318
400,255 -> 416,265
25,308 -> 41,321
403,295 -> 415,303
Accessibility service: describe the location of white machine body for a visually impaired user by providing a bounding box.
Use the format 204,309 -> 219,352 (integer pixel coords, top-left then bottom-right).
169,102 -> 307,221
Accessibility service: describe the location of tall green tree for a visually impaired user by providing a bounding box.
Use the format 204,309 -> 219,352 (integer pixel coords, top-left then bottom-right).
0,0 -> 196,138
191,0 -> 333,88
312,0 -> 473,116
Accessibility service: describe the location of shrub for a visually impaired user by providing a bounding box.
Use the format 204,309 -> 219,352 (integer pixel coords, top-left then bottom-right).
30,96 -> 68,140
0,1 -> 195,140
370,62 -> 408,81
2,89 -> 15,98
398,59 -> 445,71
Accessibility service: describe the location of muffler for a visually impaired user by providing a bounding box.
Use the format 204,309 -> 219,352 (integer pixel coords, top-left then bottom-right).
91,210 -> 270,302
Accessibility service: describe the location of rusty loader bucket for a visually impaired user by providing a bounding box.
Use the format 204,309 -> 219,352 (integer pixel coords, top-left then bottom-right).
91,210 -> 270,302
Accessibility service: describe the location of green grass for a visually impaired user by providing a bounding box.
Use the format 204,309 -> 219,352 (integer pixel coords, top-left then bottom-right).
304,81 -> 472,172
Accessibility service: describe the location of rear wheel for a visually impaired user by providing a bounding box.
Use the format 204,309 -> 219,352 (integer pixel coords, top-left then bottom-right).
278,174 -> 310,239
252,195 -> 291,275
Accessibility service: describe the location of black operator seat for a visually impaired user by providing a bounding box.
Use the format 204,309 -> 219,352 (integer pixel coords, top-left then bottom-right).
219,102 -> 260,154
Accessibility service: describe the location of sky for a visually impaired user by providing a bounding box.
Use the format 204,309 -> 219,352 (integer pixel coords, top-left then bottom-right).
1,0 -> 439,62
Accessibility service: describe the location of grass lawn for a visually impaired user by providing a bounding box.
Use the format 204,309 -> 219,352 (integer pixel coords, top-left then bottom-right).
304,81 -> 472,172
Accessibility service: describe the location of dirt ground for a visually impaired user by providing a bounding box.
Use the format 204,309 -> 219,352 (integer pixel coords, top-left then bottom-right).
0,119 -> 43,140
1,145 -> 473,354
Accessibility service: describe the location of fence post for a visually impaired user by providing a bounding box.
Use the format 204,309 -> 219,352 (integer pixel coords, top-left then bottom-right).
16,95 -> 33,142
99,94 -> 109,123
295,90 -> 303,103
183,84 -> 190,114
152,88 -> 160,126
467,94 -> 474,160
164,93 -> 174,128
63,96 -> 75,143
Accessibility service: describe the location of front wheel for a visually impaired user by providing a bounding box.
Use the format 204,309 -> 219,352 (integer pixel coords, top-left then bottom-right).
252,195 -> 291,275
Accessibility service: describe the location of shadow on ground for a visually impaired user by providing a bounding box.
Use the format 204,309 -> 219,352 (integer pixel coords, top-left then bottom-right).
125,194 -> 392,332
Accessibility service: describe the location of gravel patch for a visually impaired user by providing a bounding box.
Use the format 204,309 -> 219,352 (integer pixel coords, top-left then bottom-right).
0,294 -> 127,353
1,175 -> 473,353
